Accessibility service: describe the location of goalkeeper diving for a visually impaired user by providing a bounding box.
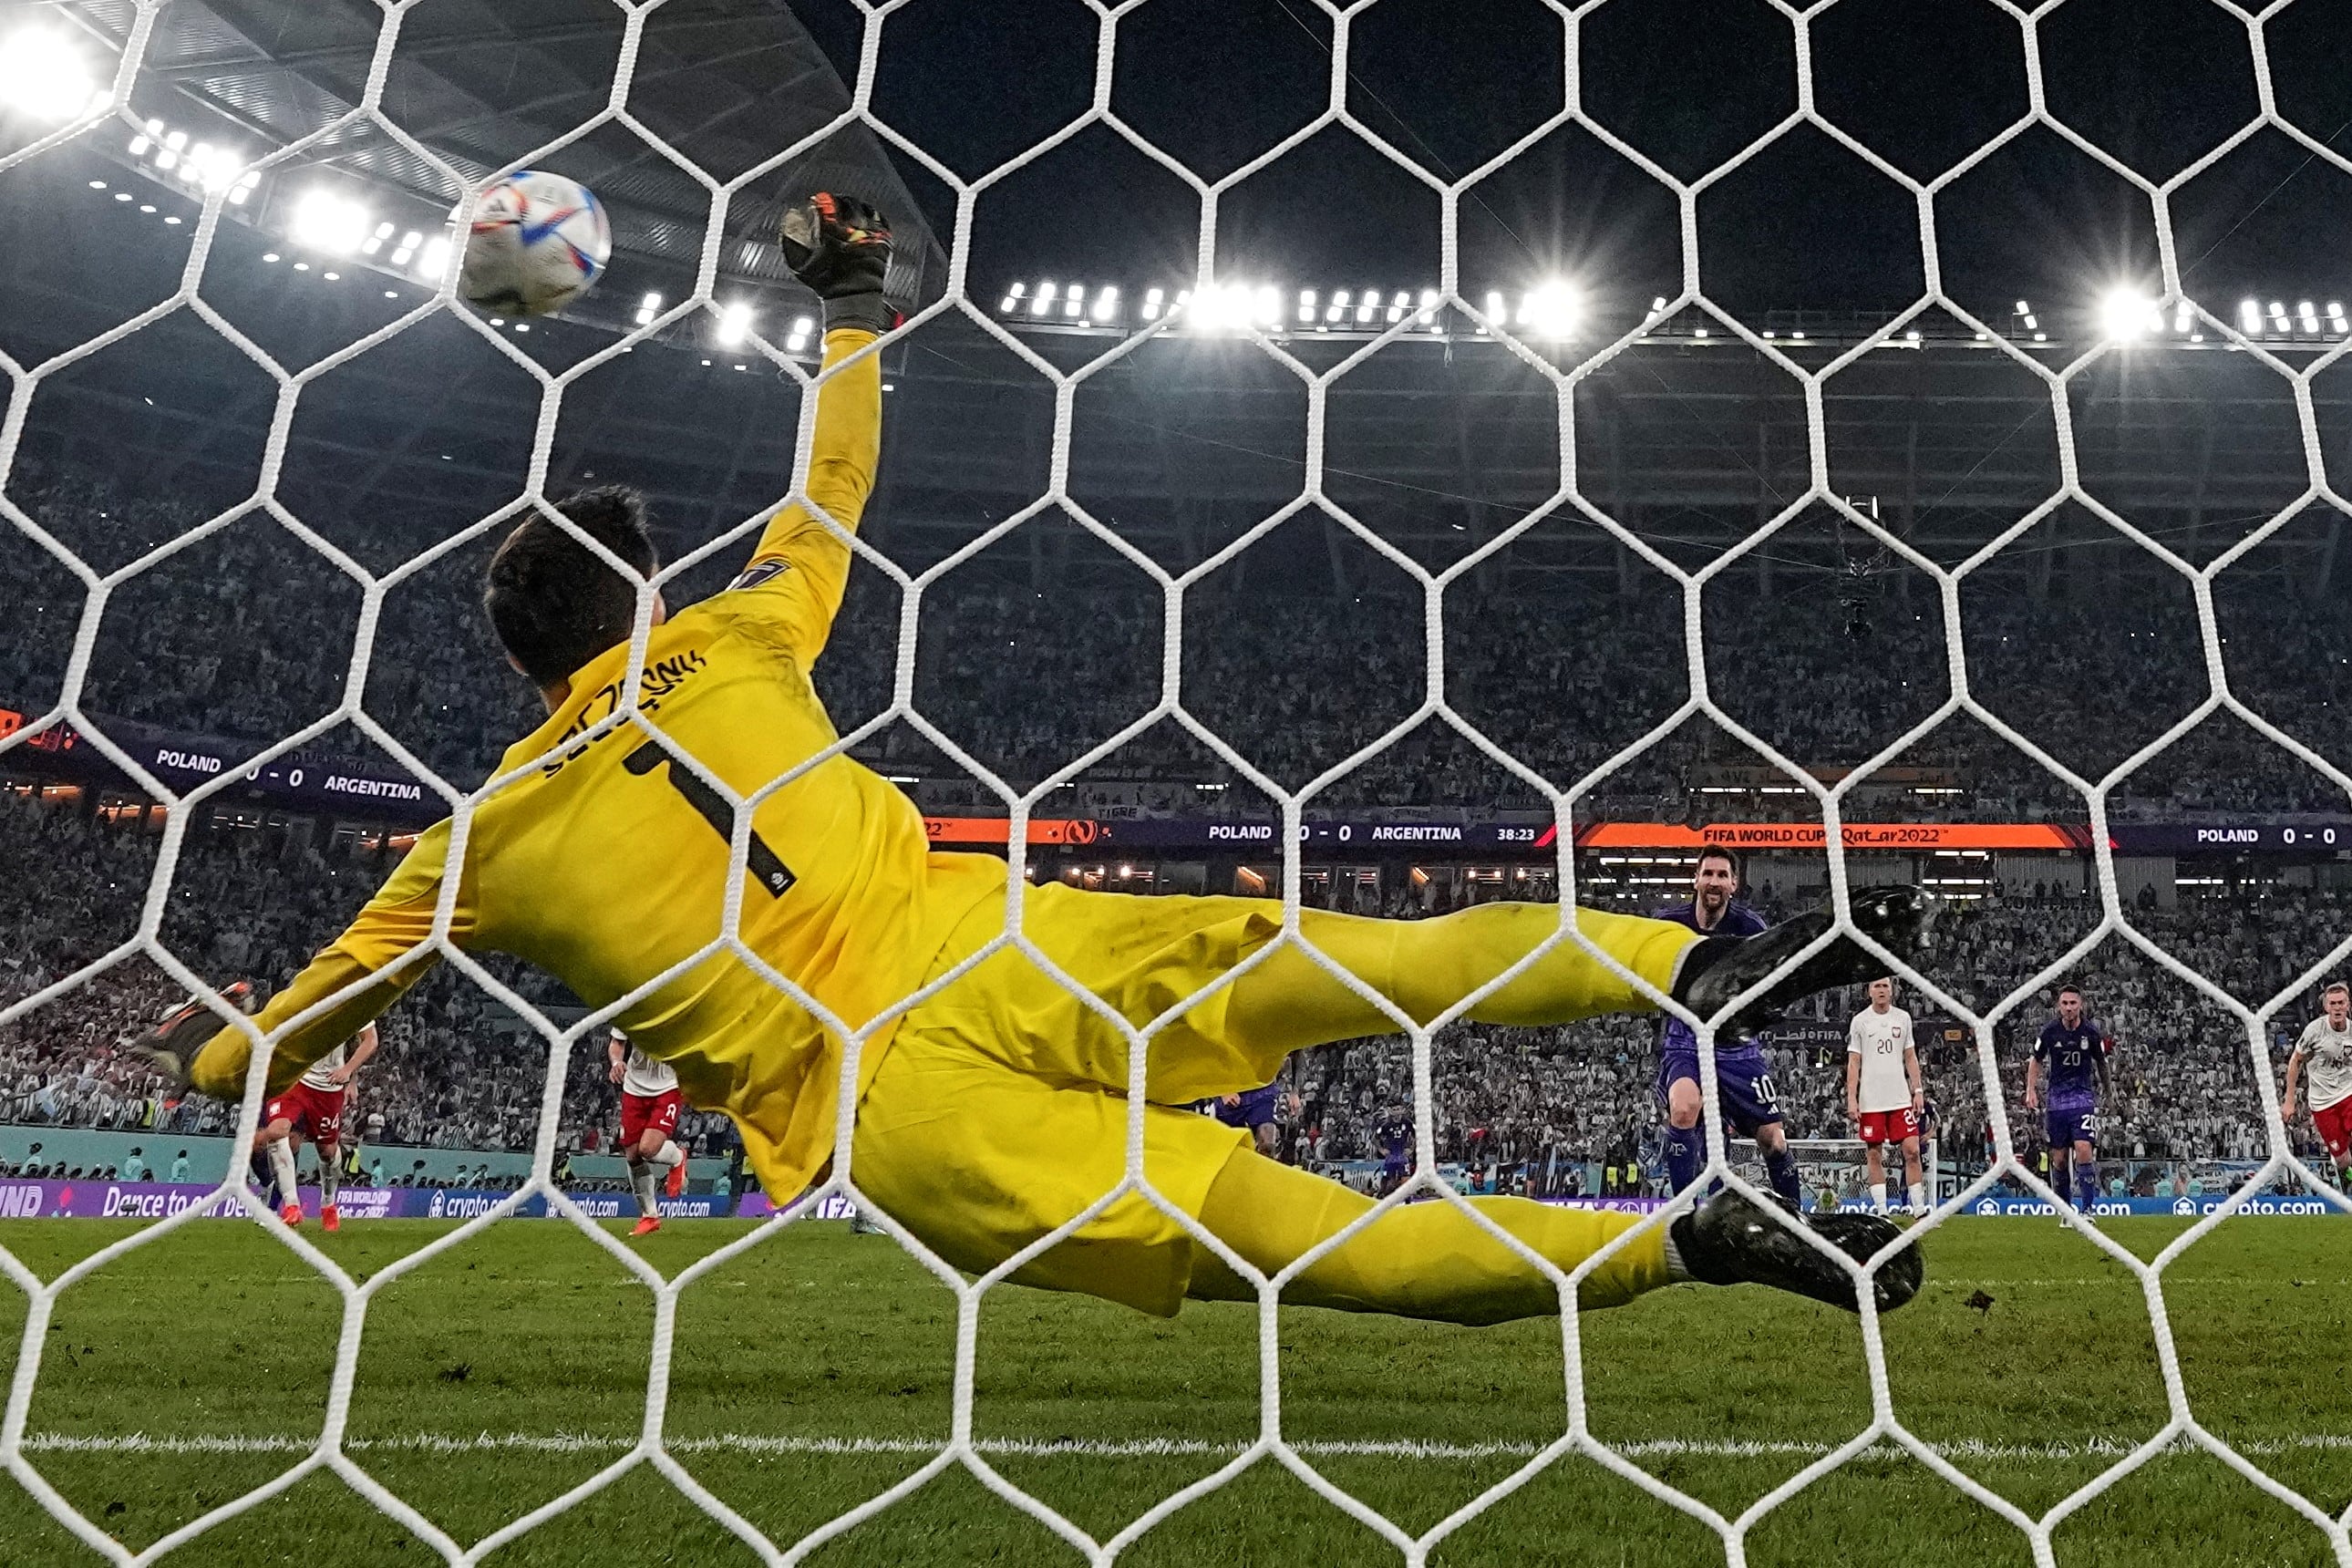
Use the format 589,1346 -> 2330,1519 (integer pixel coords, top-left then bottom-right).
151,196 -> 1934,1323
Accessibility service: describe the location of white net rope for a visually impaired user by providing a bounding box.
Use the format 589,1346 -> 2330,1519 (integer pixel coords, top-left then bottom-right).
2,1 -> 2350,1564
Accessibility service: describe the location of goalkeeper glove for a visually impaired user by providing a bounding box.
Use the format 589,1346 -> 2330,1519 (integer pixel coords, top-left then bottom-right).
135,980 -> 256,1095
779,191 -> 894,336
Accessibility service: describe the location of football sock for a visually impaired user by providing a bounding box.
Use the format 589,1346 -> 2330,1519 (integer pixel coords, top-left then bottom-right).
1870,1181 -> 1889,1212
247,1149 -> 275,1202
1662,1225 -> 1692,1283
1664,1126 -> 1704,1194
267,1140 -> 299,1211
650,1140 -> 685,1169
319,1153 -> 340,1208
1908,1181 -> 1927,1212
1191,1150 -> 1669,1324
1764,1149 -> 1802,1207
627,1158 -> 658,1217
2075,1163 -> 2099,1209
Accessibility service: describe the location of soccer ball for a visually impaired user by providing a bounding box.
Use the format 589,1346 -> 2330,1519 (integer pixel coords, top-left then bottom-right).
459,170 -> 611,317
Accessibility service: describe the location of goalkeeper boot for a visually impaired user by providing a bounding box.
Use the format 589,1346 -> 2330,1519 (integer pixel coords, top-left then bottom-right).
1671,887 -> 1934,1042
1672,1189 -> 1922,1314
136,981 -> 257,1089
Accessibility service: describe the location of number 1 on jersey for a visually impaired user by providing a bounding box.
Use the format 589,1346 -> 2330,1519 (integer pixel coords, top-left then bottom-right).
624,741 -> 797,898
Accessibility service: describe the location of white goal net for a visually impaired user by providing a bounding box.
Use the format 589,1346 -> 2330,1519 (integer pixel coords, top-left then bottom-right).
3,1 -> 2350,1565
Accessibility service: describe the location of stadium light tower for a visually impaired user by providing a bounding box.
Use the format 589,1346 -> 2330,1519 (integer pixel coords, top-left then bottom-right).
2098,285 -> 2160,343
0,24 -> 104,122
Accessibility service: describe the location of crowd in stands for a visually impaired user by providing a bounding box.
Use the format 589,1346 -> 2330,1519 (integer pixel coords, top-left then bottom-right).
4,779 -> 2343,1191
5,465 -> 2347,822
3,464 -> 2347,1191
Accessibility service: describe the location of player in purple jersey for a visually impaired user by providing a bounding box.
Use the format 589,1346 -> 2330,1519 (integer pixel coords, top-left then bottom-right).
1654,848 -> 1803,1209
1213,1083 -> 1284,1159
1377,1109 -> 1414,1195
2024,985 -> 2113,1211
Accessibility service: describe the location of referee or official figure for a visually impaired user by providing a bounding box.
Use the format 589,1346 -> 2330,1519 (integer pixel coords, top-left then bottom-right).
152,196 -> 1931,1325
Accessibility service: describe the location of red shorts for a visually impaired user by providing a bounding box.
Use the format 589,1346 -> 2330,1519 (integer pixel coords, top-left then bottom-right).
2316,1098 -> 2352,1161
1858,1106 -> 1921,1146
620,1088 -> 682,1147
264,1081 -> 346,1145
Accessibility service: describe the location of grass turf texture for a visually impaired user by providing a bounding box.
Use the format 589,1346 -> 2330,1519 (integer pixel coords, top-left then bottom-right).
0,1215 -> 2343,1565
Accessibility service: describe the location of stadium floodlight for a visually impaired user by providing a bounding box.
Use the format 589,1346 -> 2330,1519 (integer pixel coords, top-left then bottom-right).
1326,289 -> 1348,325
716,300 -> 755,346
2097,286 -> 2159,343
1254,284 -> 1281,326
1185,282 -> 1252,333
1522,280 -> 1579,339
127,117 -> 159,156
1141,285 -> 1163,321
1000,281 -> 1026,314
785,314 -> 812,352
2171,303 -> 2191,335
230,170 -> 258,205
1091,285 -> 1119,323
155,128 -> 186,171
1032,280 -> 1057,317
1357,290 -> 1378,324
414,233 -> 450,281
2298,300 -> 2320,334
0,24 -> 104,122
1418,287 -> 1439,327
1297,289 -> 1317,324
2269,300 -> 2287,324
361,221 -> 393,256
389,230 -> 421,268
1065,283 -> 1086,319
290,189 -> 371,254
2239,298 -> 2262,332
1481,290 -> 1503,334
634,291 -> 662,326
177,140 -> 245,195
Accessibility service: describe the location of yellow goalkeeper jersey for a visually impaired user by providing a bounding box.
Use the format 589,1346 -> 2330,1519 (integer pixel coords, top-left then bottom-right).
191,326 -> 1005,1200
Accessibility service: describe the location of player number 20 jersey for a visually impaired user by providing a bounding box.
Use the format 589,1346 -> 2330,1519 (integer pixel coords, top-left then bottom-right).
2033,1019 -> 2108,1106
1847,1006 -> 1914,1111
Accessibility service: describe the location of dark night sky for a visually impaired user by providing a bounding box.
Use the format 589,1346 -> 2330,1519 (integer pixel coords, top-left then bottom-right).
785,0 -> 2352,332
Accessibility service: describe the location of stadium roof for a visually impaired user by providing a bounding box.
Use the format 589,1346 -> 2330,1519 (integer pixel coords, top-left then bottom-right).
45,0 -> 945,310
5,5 -> 2347,606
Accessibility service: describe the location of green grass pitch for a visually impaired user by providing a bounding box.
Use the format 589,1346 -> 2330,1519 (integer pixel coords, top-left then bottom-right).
0,1215 -> 2344,1565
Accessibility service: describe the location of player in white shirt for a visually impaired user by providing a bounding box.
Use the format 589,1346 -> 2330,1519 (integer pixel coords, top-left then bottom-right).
2282,981 -> 2352,1191
608,1028 -> 688,1236
1847,978 -> 1926,1217
258,1021 -> 377,1231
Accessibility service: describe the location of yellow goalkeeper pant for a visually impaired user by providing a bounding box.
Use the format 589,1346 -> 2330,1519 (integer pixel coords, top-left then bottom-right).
850,878 -> 1692,1318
